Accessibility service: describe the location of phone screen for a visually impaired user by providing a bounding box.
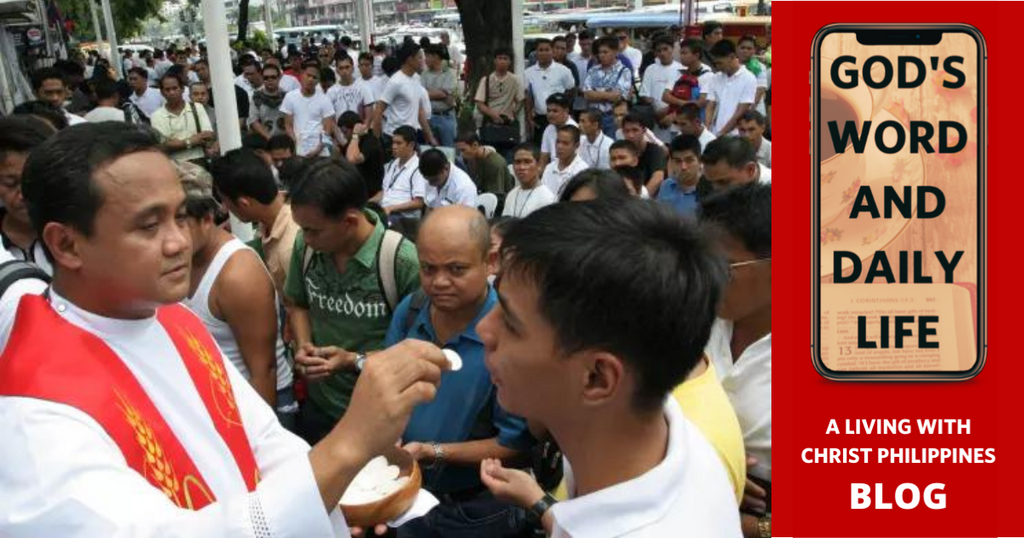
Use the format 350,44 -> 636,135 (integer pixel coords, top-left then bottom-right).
813,27 -> 985,377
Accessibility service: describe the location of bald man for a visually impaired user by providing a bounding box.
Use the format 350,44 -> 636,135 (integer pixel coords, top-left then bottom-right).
383,207 -> 535,536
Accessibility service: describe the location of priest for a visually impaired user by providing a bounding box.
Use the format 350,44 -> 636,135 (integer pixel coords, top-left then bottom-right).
0,122 -> 446,537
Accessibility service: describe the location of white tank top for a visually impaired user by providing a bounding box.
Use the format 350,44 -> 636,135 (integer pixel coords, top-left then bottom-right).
184,238 -> 293,391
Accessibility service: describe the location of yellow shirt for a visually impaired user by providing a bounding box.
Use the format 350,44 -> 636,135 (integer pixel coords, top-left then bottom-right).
672,360 -> 747,503
553,359 -> 745,504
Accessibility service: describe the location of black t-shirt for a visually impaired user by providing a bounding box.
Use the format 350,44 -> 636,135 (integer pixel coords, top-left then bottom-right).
208,85 -> 250,119
638,142 -> 667,186
349,135 -> 385,197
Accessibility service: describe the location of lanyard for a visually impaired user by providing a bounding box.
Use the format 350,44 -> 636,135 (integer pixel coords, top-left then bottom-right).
386,159 -> 415,191
584,133 -> 604,166
513,187 -> 537,217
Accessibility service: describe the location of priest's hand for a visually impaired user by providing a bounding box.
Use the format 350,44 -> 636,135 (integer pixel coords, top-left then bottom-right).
336,339 -> 448,465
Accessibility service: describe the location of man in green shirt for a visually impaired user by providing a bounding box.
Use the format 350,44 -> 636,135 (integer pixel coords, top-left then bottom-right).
285,158 -> 420,444
455,131 -> 516,195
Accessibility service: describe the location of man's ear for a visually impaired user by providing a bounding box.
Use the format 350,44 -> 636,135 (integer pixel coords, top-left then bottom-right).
579,350 -> 626,407
42,221 -> 85,272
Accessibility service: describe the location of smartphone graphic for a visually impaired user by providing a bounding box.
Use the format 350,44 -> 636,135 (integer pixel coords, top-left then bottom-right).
811,24 -> 986,380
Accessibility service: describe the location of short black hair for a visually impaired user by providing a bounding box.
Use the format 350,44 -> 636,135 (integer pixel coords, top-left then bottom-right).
340,36 -> 353,47
31,67 -> 65,91
678,102 -> 701,122
288,157 -> 368,218
159,72 -> 184,89
382,56 -> 401,77
0,116 -> 54,162
338,111 -> 362,130
267,133 -> 295,153
680,38 -> 704,56
493,47 -> 514,61
534,38 -> 553,49
92,76 -> 120,101
499,198 -> 726,412
709,39 -> 737,59
418,148 -> 449,177
700,183 -> 771,258
552,35 -> 567,46
242,132 -> 268,152
556,124 -> 581,145
396,42 -> 421,65
702,136 -> 756,170
581,109 -> 603,124
614,165 -> 645,193
358,52 -> 373,64
738,34 -> 758,47
609,139 -> 639,156
740,109 -> 767,127
11,100 -> 68,130
545,92 -> 571,111
239,54 -> 258,68
593,35 -> 619,54
320,66 -> 336,85
212,148 -> 278,205
336,52 -> 354,66
127,66 -> 149,79
54,59 -> 85,78
652,33 -> 675,50
22,122 -> 162,239
424,44 -> 444,58
621,111 -> 650,130
513,142 -> 540,162
262,64 -> 282,77
277,157 -> 309,193
456,131 -> 481,145
393,125 -> 418,146
302,59 -> 320,71
702,20 -> 723,38
670,133 -> 702,158
559,168 -> 630,202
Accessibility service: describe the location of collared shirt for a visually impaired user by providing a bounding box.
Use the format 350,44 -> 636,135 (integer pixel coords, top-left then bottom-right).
381,156 -> 428,217
129,87 -> 165,118
551,398 -> 742,537
0,288 -> 349,537
578,132 -> 612,169
424,166 -> 478,209
583,61 -> 633,113
501,184 -> 557,218
540,117 -> 579,159
284,211 -> 420,419
708,65 -> 757,136
386,287 -> 533,493
524,61 -> 576,115
150,102 -> 213,162
708,318 -> 772,482
261,203 -> 301,297
657,177 -> 701,217
541,154 -> 590,196
672,359 -> 746,502
756,137 -> 772,168
473,72 -> 524,120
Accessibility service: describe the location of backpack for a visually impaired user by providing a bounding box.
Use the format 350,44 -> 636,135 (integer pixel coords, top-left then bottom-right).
0,260 -> 50,298
302,228 -> 407,315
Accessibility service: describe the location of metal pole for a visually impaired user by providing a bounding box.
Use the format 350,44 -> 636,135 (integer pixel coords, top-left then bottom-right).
0,44 -> 15,114
201,0 -> 252,242
356,0 -> 371,52
89,0 -> 103,44
264,0 -> 274,37
100,0 -> 120,78
511,0 -> 524,140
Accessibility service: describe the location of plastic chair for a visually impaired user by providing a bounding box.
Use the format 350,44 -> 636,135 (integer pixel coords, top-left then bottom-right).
478,192 -> 499,218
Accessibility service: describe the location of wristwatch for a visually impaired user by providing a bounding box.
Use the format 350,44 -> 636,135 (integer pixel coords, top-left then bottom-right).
422,442 -> 446,469
353,352 -> 368,371
527,492 -> 557,523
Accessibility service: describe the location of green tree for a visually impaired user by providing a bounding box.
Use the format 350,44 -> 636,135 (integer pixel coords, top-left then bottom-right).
58,0 -> 164,40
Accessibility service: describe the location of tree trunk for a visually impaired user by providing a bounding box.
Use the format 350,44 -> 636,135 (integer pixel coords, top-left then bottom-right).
237,0 -> 250,44
455,0 -> 513,105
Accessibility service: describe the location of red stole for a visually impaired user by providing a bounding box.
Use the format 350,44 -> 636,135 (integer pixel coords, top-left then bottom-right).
0,295 -> 260,510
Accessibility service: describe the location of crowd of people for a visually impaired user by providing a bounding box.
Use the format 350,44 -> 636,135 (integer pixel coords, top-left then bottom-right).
0,21 -> 771,538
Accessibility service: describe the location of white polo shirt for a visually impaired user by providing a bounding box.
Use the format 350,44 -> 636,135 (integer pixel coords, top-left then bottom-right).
540,116 -> 579,159
708,66 -> 757,136
524,61 -> 576,116
641,60 -> 683,113
707,318 -> 772,481
551,398 -> 742,537
758,164 -> 772,185
579,132 -> 612,169
129,87 -> 165,118
424,165 -> 478,209
541,154 -> 590,196
381,155 -> 427,217
697,127 -> 717,152
380,70 -> 423,136
501,184 -> 557,218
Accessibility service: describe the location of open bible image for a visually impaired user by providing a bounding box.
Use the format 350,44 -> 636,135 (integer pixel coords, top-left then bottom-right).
811,24 -> 986,380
